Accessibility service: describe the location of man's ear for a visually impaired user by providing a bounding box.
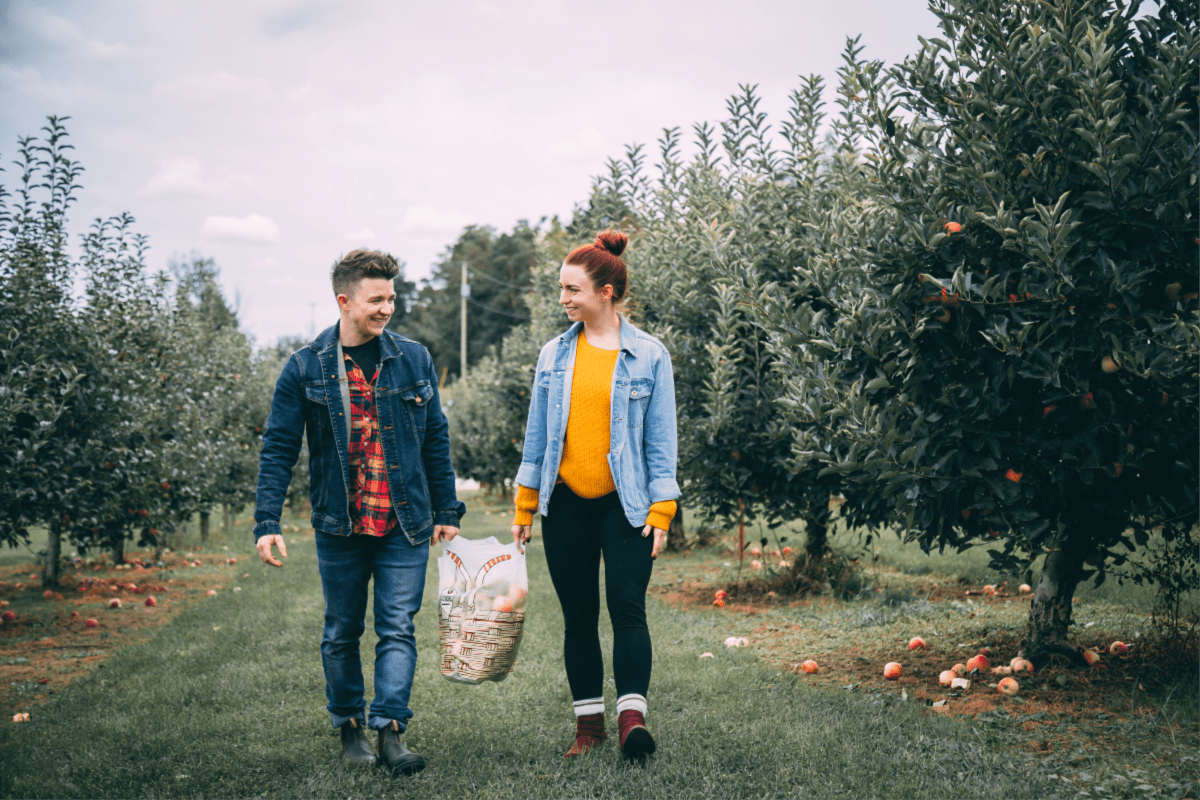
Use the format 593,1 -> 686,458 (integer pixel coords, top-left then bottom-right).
336,293 -> 349,310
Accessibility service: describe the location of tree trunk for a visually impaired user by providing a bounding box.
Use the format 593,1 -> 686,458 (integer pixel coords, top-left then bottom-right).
1019,540 -> 1087,667
44,520 -> 61,586
110,527 -> 125,565
804,512 -> 830,563
665,496 -> 686,552
223,505 -> 232,536
736,500 -> 746,564
199,510 -> 210,543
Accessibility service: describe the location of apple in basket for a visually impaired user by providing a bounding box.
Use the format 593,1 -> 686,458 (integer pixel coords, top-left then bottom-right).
510,585 -> 528,610
492,596 -> 514,613
474,593 -> 493,613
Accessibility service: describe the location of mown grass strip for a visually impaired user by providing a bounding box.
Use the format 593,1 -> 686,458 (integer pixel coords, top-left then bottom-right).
0,506 -> 1062,799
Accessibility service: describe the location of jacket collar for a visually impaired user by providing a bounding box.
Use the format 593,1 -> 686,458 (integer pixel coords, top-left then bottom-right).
311,321 -> 400,361
561,313 -> 640,357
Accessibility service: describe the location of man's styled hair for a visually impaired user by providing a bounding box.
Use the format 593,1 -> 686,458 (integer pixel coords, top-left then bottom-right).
331,249 -> 401,298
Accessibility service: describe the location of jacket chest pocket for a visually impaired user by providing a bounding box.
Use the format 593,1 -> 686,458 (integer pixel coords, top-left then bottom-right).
397,381 -> 434,431
626,378 -> 654,428
304,383 -> 333,426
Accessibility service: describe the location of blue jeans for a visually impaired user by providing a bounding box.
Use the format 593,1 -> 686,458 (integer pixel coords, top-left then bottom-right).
315,528 -> 429,732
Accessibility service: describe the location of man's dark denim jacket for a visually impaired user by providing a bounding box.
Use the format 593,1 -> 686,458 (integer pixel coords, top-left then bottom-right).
253,322 -> 465,545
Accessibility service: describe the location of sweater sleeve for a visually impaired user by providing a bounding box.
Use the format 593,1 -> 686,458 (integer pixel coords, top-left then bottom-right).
513,484 -> 540,527
645,500 -> 677,531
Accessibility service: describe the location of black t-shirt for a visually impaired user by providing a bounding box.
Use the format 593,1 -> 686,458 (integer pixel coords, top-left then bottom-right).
343,337 -> 381,383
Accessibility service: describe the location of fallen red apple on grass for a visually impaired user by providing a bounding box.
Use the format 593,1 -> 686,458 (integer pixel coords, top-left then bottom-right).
997,677 -> 1020,696
939,670 -> 955,686
883,662 -> 902,680
145,597 -> 157,607
951,663 -> 968,677
85,619 -> 98,628
801,660 -> 819,674
967,654 -> 990,672
908,636 -> 927,651
108,599 -> 121,609
2,611 -> 15,622
1109,641 -> 1129,656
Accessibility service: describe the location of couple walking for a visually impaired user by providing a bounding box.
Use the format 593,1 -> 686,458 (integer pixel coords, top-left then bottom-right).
251,231 -> 679,775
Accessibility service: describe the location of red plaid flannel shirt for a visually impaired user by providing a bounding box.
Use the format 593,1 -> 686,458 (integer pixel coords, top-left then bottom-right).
345,356 -> 398,537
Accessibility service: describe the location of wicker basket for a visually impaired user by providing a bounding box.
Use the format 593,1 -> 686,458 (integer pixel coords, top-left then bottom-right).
437,545 -> 527,684
438,607 -> 526,683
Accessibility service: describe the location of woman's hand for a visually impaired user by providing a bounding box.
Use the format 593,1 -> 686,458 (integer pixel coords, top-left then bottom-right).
641,524 -> 668,559
512,524 -> 532,554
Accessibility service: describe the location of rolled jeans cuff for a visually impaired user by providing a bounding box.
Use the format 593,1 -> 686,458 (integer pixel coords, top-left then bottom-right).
329,710 -> 366,729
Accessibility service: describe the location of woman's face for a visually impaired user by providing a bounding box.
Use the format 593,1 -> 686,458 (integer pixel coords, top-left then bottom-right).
558,262 -> 613,323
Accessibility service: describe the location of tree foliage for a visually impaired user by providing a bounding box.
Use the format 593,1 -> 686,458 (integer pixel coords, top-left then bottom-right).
0,119 -> 272,578
747,0 -> 1198,661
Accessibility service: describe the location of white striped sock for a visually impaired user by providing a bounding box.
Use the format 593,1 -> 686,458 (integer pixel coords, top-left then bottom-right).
616,693 -> 647,716
573,697 -> 605,717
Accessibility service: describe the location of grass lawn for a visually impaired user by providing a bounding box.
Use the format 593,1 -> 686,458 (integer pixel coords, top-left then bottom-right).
0,493 -> 1193,799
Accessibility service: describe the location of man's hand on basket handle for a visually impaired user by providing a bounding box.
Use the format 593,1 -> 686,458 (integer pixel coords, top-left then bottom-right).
432,525 -> 459,545
256,534 -> 288,568
511,524 -> 532,554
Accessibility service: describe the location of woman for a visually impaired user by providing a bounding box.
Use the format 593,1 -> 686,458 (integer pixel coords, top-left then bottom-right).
510,230 -> 679,760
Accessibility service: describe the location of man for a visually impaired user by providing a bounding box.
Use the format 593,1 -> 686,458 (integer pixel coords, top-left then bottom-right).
253,249 -> 464,776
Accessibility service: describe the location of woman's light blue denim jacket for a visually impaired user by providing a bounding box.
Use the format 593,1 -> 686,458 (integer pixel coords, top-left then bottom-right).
514,314 -> 680,527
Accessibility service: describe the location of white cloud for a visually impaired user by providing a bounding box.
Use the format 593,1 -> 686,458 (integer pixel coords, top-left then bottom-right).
398,206 -> 471,237
551,126 -> 608,161
153,72 -> 274,103
138,156 -> 254,197
26,7 -> 127,59
200,214 -> 281,245
344,228 -> 375,241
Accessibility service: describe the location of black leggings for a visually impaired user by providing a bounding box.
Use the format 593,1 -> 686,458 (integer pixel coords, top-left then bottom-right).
541,482 -> 654,704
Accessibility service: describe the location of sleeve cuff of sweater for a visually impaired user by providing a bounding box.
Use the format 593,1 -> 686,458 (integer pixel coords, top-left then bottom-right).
645,500 -> 677,531
513,484 -> 540,527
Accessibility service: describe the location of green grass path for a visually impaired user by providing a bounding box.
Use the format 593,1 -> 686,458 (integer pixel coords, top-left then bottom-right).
0,505 -> 1062,799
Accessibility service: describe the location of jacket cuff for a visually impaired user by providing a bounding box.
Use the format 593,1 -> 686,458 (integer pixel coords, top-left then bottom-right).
253,519 -> 282,542
647,477 -> 681,504
645,501 -> 677,531
434,508 -> 464,528
515,462 -> 541,488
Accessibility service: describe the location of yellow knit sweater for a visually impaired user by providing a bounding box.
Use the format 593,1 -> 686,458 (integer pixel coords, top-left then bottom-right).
513,332 -> 677,530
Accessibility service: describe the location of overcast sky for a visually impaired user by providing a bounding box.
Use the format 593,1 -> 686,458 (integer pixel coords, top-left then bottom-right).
1,0 -> 941,345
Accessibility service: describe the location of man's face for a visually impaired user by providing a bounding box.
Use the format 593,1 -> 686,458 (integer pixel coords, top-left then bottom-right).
338,277 -> 396,341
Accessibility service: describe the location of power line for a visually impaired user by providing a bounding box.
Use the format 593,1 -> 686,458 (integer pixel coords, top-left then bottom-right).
466,296 -> 530,320
469,270 -> 532,291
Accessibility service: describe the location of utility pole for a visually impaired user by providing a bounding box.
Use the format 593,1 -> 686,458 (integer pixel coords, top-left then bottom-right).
460,261 -> 469,379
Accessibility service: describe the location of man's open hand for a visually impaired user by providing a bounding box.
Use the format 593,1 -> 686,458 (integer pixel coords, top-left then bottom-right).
431,525 -> 459,545
256,534 -> 288,568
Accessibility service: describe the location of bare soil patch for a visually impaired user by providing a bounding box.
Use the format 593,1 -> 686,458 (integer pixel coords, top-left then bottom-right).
0,549 -> 249,721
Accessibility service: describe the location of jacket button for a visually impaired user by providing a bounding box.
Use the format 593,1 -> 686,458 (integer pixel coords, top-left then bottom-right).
631,390 -> 638,396
415,398 -> 422,404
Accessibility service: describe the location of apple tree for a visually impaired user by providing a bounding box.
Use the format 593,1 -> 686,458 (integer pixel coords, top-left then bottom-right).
751,0 -> 1198,662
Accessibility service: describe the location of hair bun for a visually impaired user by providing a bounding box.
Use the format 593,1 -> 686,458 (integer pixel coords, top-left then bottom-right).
594,230 -> 627,257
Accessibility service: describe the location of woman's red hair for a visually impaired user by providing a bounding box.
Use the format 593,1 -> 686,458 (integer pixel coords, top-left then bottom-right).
565,230 -> 628,302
